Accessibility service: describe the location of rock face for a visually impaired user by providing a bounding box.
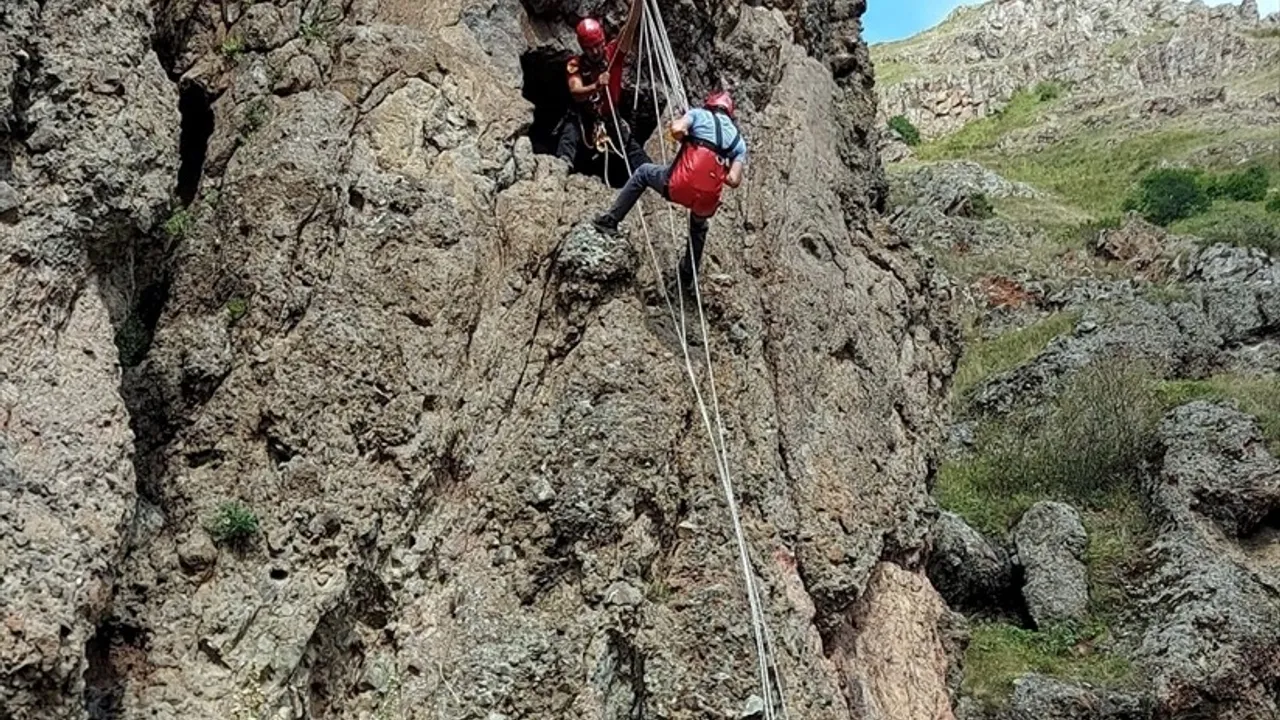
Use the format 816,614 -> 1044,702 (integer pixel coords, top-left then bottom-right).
1006,674 -> 1150,720
927,512 -> 1015,612
1132,402 -> 1280,718
0,0 -> 176,716
2,0 -> 960,719
1012,502 -> 1089,628
874,0 -> 1280,137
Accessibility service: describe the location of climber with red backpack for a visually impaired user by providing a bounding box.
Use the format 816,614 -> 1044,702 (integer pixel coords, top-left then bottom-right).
592,90 -> 747,288
555,3 -> 652,174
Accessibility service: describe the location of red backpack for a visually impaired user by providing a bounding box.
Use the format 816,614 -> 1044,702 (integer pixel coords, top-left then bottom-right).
666,110 -> 739,218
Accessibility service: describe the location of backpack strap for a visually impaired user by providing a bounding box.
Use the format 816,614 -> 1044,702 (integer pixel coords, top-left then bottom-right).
683,111 -> 739,161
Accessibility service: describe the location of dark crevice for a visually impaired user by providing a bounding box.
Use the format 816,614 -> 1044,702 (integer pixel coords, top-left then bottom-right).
176,82 -> 215,205
83,622 -> 148,719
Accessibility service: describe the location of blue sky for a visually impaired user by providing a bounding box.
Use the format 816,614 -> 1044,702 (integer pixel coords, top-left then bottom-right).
864,0 -> 1280,44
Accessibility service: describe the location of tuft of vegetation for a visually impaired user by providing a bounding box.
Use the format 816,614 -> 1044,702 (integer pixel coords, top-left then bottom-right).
940,357 -> 1162,534
1268,193 -> 1280,214
889,114 -> 921,146
1158,375 -> 1280,455
968,192 -> 995,220
243,99 -> 270,135
1123,167 -> 1210,226
1033,81 -> 1063,102
207,501 -> 260,547
163,208 -> 194,240
1205,165 -> 1270,202
220,36 -> 244,58
226,297 -> 248,322
953,312 -> 1078,407
962,620 -> 1134,709
874,59 -> 919,87
1171,200 -> 1280,256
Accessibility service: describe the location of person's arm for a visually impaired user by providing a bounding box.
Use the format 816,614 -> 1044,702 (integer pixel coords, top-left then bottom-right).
666,112 -> 693,141
567,61 -> 609,102
725,160 -> 745,188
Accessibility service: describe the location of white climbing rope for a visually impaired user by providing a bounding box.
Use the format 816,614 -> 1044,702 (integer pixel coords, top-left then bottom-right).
598,4 -> 790,716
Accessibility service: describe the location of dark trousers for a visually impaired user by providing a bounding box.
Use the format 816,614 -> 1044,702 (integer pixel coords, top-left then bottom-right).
602,162 -> 710,286
556,110 -> 651,173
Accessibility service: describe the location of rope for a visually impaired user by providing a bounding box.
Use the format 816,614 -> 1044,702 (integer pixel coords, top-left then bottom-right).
597,4 -> 790,715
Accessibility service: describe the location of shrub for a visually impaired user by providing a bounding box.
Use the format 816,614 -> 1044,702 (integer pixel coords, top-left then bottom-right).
163,208 -> 193,239
1198,213 -> 1280,256
1266,193 -> 1280,215
226,297 -> 248,322
1124,167 -> 1210,225
1206,165 -> 1269,202
1034,81 -> 1063,102
968,192 -> 995,220
888,114 -> 921,146
207,501 -> 260,547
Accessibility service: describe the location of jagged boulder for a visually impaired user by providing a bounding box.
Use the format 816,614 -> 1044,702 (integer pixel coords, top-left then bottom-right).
1151,401 -> 1280,535
1006,674 -> 1150,720
926,512 -> 1015,612
1013,502 -> 1089,628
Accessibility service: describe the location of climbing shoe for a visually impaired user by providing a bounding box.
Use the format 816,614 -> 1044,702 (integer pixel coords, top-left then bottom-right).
591,215 -> 620,235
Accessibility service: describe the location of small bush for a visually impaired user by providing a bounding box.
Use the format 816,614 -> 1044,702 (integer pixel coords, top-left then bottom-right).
888,114 -> 921,146
220,37 -> 244,58
226,297 -> 248,322
243,99 -> 270,135
1034,81 -> 1063,102
1206,165 -> 1270,202
1124,167 -> 1210,226
163,208 -> 193,239
1198,214 -> 1280,256
968,192 -> 995,220
1266,193 -> 1280,214
207,501 -> 260,546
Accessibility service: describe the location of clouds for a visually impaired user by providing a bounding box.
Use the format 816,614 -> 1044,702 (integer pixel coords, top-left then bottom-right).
863,0 -> 1280,44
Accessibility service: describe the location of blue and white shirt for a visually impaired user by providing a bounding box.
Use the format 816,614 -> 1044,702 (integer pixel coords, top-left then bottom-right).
682,108 -> 748,164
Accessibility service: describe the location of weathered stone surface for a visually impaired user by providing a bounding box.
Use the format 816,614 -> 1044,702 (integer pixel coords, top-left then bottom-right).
875,0 -> 1279,138
0,0 -> 176,715
831,563 -> 958,720
1007,674 -> 1151,720
926,511 -> 1015,612
1151,401 -> 1280,536
1130,400 -> 1280,718
1013,501 -> 1089,628
0,0 -> 959,718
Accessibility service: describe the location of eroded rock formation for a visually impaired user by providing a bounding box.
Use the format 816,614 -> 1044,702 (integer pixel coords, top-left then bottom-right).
1,0 -> 960,718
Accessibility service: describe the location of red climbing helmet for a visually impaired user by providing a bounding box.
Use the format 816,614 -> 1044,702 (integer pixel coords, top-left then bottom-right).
576,18 -> 606,50
704,90 -> 735,118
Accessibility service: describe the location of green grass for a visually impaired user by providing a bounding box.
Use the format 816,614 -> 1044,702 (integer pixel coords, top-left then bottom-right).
874,58 -> 919,87
916,86 -> 1064,160
963,621 -> 1135,708
1159,375 -> 1280,455
220,36 -> 244,58
953,312 -> 1078,405
1169,200 -> 1280,255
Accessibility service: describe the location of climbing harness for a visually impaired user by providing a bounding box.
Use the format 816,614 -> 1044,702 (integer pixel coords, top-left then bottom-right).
603,2 -> 791,716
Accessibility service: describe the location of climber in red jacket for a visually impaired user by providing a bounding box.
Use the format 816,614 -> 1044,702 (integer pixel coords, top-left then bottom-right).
593,90 -> 747,289
555,3 -> 651,173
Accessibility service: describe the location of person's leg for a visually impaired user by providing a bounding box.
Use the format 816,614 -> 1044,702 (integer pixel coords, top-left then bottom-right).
555,112 -> 582,166
594,163 -> 668,231
624,127 -> 652,170
677,213 -> 710,287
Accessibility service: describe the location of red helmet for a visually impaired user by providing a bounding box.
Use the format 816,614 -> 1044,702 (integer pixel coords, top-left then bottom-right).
704,90 -> 735,118
576,18 -> 606,49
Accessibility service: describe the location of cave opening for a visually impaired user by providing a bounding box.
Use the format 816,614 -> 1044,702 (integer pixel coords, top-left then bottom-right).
175,82 -> 214,205
519,47 -> 662,188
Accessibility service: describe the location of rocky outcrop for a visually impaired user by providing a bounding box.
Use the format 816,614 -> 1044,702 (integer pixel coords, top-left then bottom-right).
927,512 -> 1016,613
0,0 -> 177,715
1131,402 -> 1280,718
1006,674 -> 1150,720
0,0 -> 959,718
970,242 -> 1280,415
1012,502 -> 1089,628
874,0 -> 1280,137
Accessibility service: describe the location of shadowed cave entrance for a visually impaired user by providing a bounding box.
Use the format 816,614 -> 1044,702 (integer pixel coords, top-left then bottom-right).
520,47 -> 661,189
